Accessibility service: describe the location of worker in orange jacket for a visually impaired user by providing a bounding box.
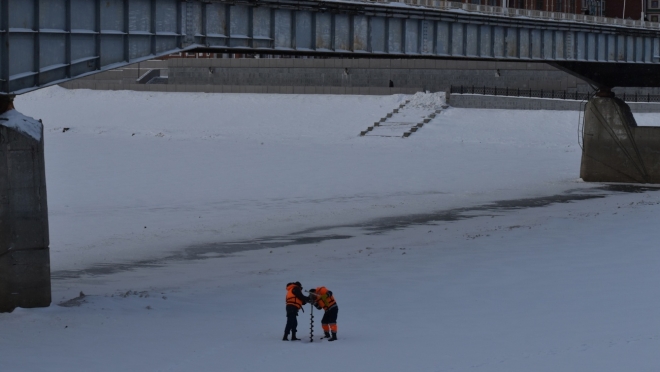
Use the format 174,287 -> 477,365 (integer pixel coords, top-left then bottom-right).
284,281 -> 309,341
309,286 -> 338,341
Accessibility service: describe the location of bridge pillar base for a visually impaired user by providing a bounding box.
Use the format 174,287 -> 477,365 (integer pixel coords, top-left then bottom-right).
581,96 -> 660,183
0,96 -> 51,313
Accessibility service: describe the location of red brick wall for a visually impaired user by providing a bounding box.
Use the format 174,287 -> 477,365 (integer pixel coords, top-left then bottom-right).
605,0 -> 645,19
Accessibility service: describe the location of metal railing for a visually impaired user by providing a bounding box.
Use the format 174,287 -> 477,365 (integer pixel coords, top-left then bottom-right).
450,85 -> 660,103
359,0 -> 660,30
620,92 -> 660,103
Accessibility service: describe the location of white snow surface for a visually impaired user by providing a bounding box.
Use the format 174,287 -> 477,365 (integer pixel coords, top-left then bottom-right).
407,91 -> 445,110
3,86 -> 660,371
0,109 -> 43,141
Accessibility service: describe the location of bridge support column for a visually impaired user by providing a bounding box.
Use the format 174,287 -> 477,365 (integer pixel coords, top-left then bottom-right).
580,90 -> 660,183
0,95 -> 51,313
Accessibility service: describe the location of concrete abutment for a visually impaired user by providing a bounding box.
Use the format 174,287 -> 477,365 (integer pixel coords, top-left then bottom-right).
581,95 -> 660,183
0,95 -> 51,313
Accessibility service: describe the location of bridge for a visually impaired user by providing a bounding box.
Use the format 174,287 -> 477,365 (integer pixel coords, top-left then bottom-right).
3,0 -> 660,313
3,0 -> 660,96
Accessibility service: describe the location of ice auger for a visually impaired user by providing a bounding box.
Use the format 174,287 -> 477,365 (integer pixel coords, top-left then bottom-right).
305,290 -> 319,342
309,301 -> 314,342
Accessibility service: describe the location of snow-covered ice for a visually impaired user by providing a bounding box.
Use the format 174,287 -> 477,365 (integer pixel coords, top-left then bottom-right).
2,87 -> 660,371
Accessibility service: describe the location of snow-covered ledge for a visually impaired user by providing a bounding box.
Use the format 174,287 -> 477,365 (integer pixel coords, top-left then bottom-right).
0,109 -> 43,142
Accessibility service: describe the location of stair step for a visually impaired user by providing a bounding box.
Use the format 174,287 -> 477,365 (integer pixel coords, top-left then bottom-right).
379,122 -> 417,126
371,125 -> 408,131
364,134 -> 402,138
361,96 -> 440,139
364,126 -> 409,136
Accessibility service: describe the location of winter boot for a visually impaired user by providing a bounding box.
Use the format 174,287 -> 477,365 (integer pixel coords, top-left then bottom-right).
320,331 -> 331,340
328,332 -> 338,342
282,333 -> 289,341
290,332 -> 301,341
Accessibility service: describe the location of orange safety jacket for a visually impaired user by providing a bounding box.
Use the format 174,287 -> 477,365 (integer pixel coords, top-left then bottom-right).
314,286 -> 337,310
286,284 -> 304,309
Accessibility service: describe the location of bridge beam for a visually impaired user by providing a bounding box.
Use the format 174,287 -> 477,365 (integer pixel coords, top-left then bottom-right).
0,95 -> 50,313
3,0 -> 660,95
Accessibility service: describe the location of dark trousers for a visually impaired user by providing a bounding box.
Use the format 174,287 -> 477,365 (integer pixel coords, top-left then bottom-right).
321,306 -> 338,325
284,305 -> 299,335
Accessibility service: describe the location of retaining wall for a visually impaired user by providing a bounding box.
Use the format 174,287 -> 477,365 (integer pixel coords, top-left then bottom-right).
61,58 -> 660,97
448,94 -> 584,111
58,81 -> 421,95
60,59 -> 592,94
449,93 -> 660,113
167,59 -> 584,92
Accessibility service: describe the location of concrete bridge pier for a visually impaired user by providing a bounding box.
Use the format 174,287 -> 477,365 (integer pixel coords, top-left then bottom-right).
580,89 -> 660,183
0,95 -> 51,313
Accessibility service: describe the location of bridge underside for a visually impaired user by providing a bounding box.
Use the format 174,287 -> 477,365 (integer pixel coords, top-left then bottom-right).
552,62 -> 660,89
3,0 -> 660,95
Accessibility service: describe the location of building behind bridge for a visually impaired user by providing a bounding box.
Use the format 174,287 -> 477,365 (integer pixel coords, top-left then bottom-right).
469,0 -> 648,20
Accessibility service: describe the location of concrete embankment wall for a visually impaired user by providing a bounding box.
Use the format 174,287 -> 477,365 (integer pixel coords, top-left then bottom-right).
448,94 -> 585,111
449,94 -> 660,113
60,58 -> 590,94
60,58 -> 660,110
164,59 -> 583,92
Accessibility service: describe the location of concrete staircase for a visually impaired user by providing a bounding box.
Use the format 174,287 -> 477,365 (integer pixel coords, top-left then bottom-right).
360,94 -> 447,138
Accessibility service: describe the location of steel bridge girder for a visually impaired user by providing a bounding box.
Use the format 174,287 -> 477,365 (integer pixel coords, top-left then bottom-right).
2,0 -> 660,95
